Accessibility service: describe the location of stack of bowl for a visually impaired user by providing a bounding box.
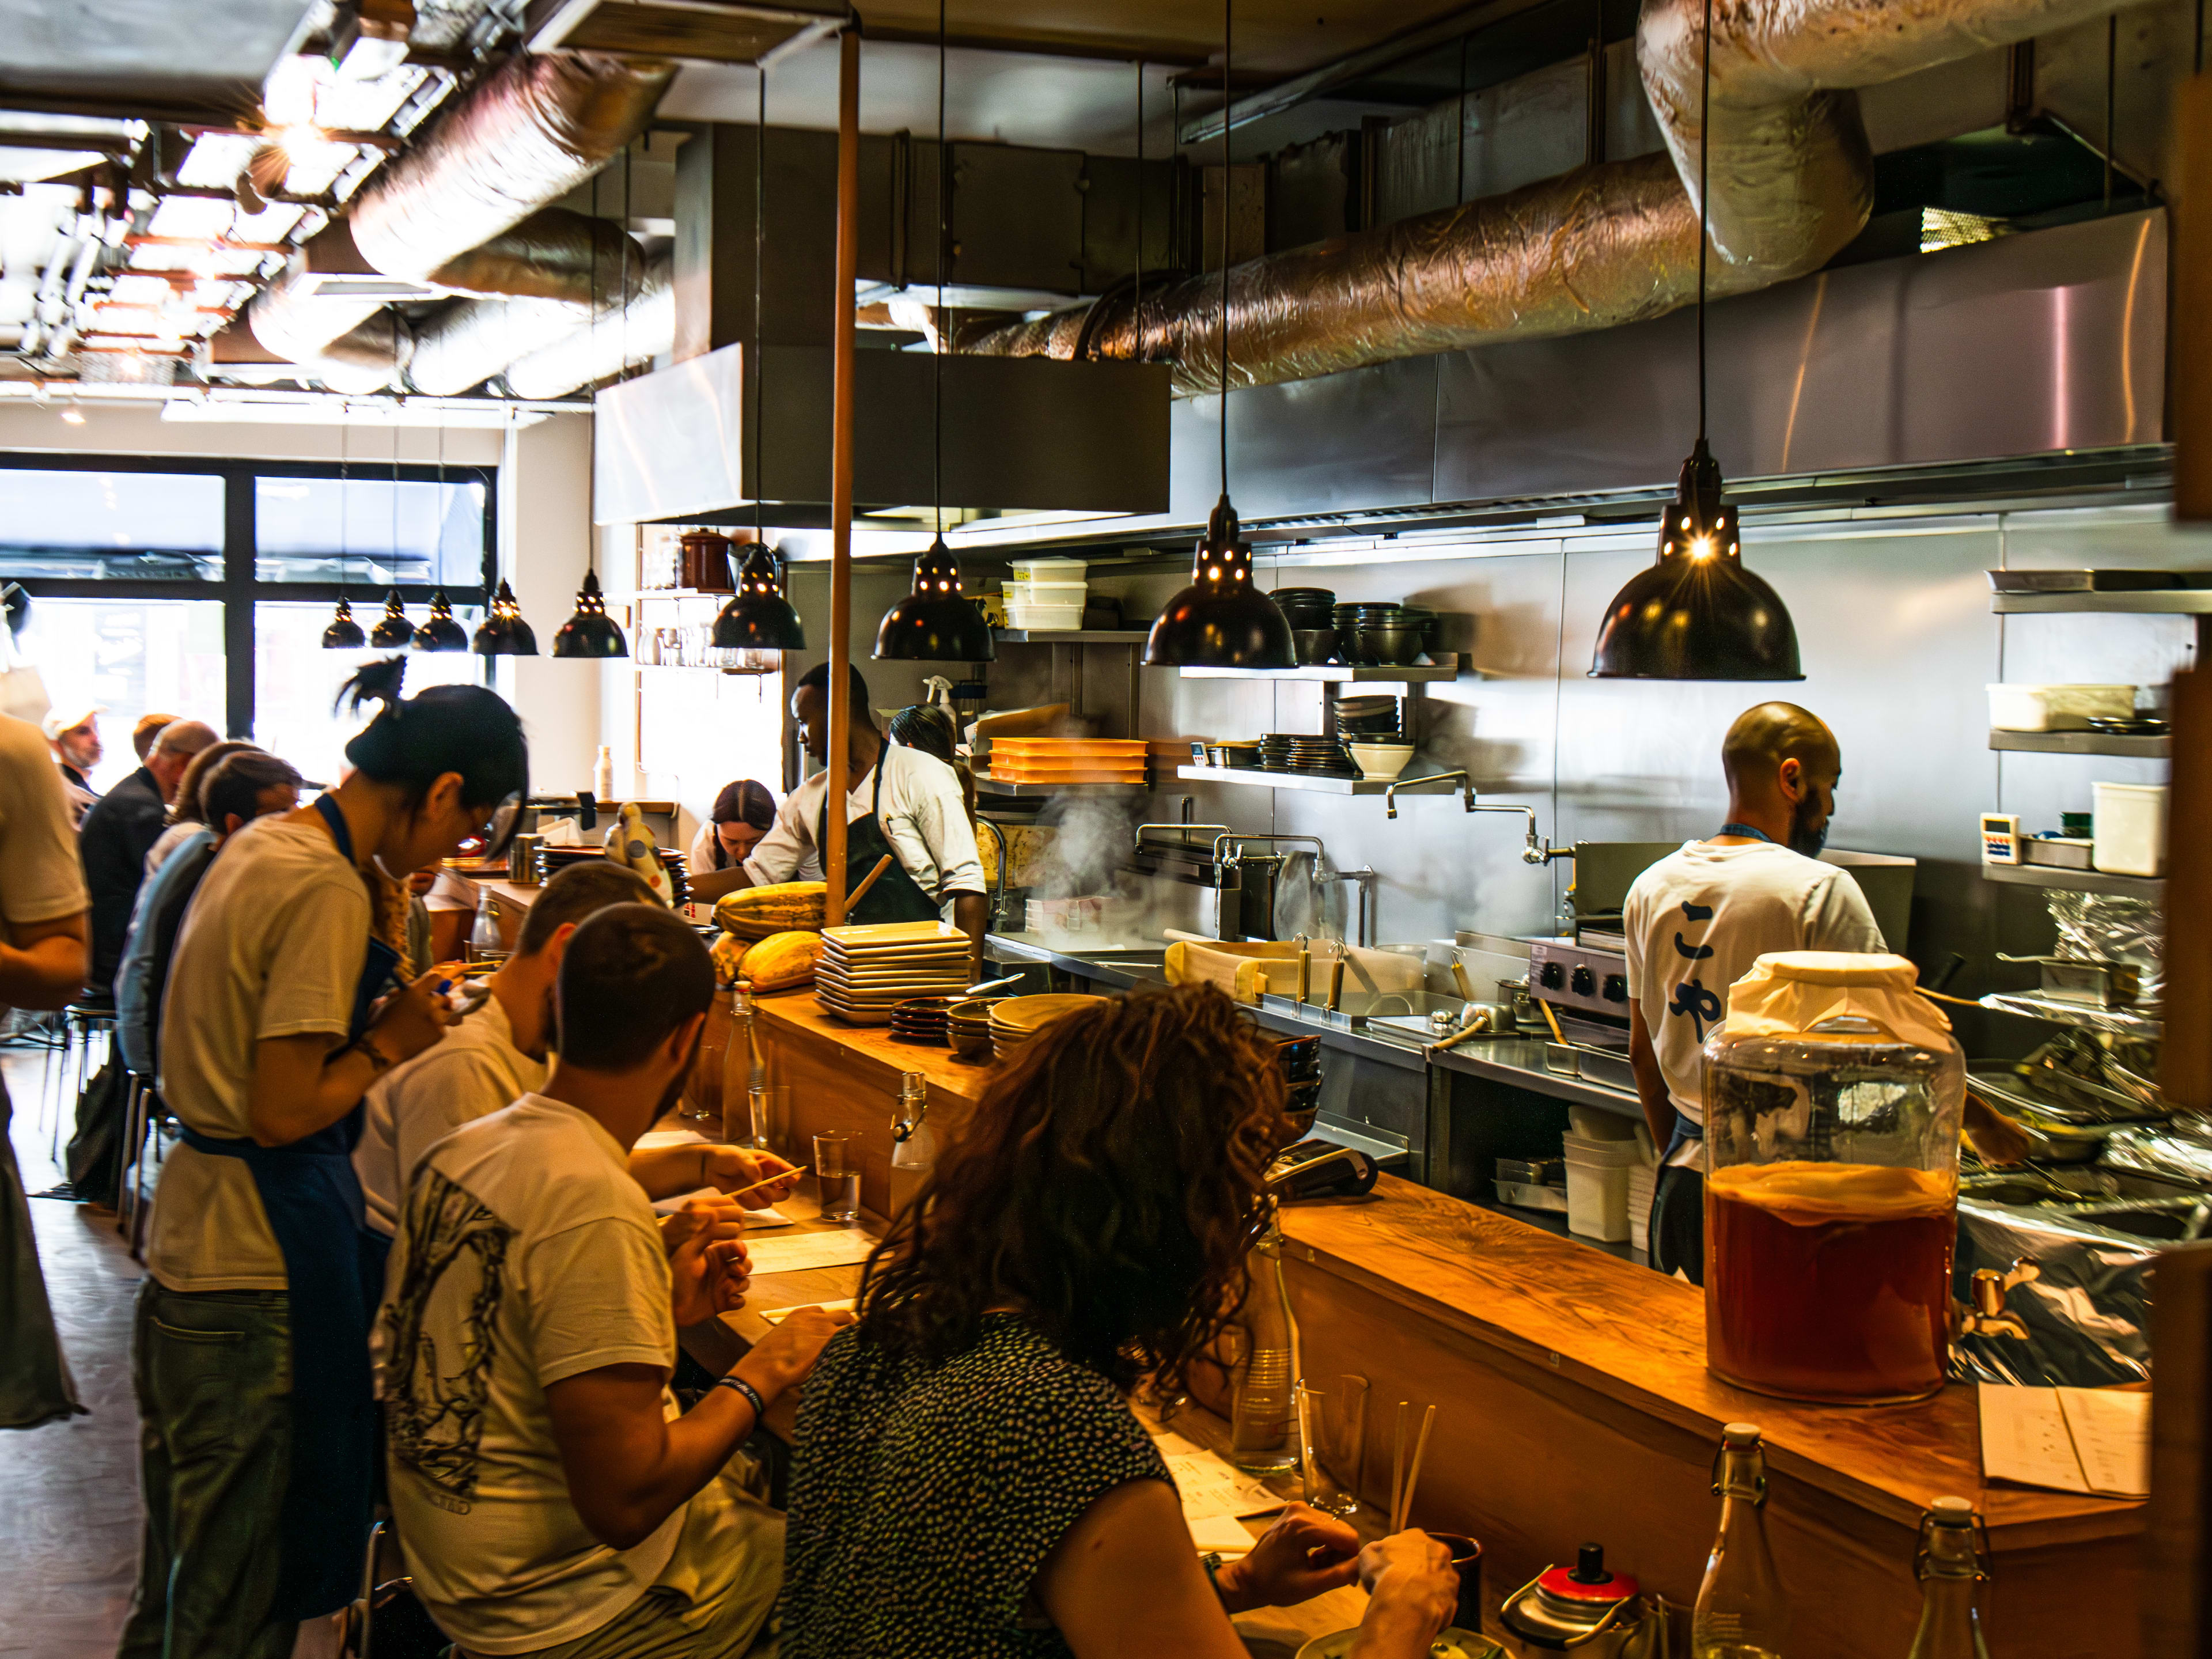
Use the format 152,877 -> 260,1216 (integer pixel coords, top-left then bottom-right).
1270,588 -> 1337,664
1332,695 -> 1402,741
1331,601 -> 1427,666
946,995 -> 1005,1060
890,995 -> 959,1045
1259,733 -> 1356,778
1276,1032 -> 1322,1138
989,993 -> 1109,1062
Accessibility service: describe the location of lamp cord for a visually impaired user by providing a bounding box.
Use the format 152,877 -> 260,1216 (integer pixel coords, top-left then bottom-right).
755,62 -> 768,548
1133,58 -> 1142,363
1219,0 -> 1231,499
1696,0 -> 1711,446
934,0 -> 946,538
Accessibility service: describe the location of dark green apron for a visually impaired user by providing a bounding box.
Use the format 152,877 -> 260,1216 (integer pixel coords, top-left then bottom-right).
178,792 -> 393,1619
818,757 -> 941,925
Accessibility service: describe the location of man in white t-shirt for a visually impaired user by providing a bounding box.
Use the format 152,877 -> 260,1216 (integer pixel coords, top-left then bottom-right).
357,857 -> 801,1237
381,903 -> 847,1658
1624,703 -> 1885,1282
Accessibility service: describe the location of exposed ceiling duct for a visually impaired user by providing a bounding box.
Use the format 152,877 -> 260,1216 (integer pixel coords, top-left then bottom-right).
236,47 -> 672,381
970,0 -> 2158,395
407,234 -> 652,394
501,251 -> 673,398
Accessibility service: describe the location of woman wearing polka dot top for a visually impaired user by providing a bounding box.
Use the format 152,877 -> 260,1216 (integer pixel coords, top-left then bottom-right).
779,984 -> 1459,1659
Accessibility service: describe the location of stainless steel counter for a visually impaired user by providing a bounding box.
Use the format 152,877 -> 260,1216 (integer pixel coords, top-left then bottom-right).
1427,1036 -> 1647,1122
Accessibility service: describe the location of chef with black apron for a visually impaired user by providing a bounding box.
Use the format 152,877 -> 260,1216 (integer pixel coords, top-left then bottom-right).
691,662 -> 988,974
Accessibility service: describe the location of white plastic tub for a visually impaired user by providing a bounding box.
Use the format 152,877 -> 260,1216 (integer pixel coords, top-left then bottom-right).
2093,781 -> 2168,877
1002,578 -> 1089,603
1005,605 -> 1086,632
1562,1132 -> 1638,1243
1010,557 -> 1087,579
1986,683 -> 2136,732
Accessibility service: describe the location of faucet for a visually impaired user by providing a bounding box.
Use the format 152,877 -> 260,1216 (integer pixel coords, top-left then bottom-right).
1135,821 -> 1235,859
1380,775 -> 1563,865
976,818 -> 1019,930
1384,770 -> 1475,819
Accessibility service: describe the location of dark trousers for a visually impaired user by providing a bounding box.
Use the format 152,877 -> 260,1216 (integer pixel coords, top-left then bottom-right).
1648,1163 -> 1705,1284
120,1279 -> 297,1659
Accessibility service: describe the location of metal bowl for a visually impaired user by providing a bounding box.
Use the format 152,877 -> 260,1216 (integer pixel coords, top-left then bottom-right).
1357,626 -> 1425,666
1291,627 -> 1339,665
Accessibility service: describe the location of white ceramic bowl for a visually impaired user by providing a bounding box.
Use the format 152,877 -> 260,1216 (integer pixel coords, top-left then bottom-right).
1348,743 -> 1415,781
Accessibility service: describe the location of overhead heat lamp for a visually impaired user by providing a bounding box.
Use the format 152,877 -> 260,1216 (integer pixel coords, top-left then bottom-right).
711,59 -> 808,661
323,411 -> 367,647
875,0 -> 994,665
1588,0 -> 1800,681
1144,0 -> 1293,672
414,589 -> 469,651
472,579 -> 539,656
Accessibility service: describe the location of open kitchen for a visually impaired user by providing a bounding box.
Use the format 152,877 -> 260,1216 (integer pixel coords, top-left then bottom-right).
0,1 -> 2207,1657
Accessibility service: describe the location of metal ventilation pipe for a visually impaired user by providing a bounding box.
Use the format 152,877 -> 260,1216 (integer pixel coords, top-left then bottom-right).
501,253 -> 673,399
406,238 -> 652,396
971,0 -> 2154,393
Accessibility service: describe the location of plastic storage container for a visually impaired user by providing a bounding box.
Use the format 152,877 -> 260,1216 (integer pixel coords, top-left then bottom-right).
1701,952 -> 1964,1404
1562,1131 -> 1637,1242
1986,683 -> 2135,731
2093,781 -> 2168,877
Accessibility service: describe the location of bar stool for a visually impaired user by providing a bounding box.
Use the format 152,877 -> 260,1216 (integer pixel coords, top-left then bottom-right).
51,999 -> 115,1160
116,1073 -> 160,1257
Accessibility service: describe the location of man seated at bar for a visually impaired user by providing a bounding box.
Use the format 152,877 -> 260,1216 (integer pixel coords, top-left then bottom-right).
355,858 -> 802,1238
688,662 -> 987,974
79,718 -> 217,998
1626,702 -> 2025,1281
381,903 -> 848,1658
781,983 -> 1460,1658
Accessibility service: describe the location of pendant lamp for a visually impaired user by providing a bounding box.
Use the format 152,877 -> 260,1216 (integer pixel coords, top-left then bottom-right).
1144,0 -> 1293,672
877,1 -> 993,664
1589,0 -> 1801,681
414,588 -> 469,651
322,410 -> 366,647
369,588 -> 415,647
473,578 -> 539,656
554,184 -> 630,659
711,61 -> 808,661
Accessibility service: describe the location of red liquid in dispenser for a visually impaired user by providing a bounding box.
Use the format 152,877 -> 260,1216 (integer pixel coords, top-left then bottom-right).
1705,1162 -> 1955,1404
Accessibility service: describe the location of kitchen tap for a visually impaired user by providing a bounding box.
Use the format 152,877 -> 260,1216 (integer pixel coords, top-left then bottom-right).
1380,774 -> 1563,865
976,818 -> 1020,931
1383,770 -> 1474,819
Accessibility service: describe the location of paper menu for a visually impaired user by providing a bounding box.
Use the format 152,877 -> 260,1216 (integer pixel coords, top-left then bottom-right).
1978,1384 -> 2150,1499
740,1229 -> 881,1274
1149,1430 -> 1287,1556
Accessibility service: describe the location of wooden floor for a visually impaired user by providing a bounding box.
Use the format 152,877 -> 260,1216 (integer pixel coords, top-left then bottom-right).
1,1048 -> 143,1659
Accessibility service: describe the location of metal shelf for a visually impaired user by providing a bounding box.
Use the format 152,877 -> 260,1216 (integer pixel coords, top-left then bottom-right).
993,628 -> 1151,645
1982,861 -> 2166,902
1177,763 -> 1464,797
1176,662 -> 1460,683
1988,728 -> 2170,758
1991,590 -> 2212,615
1978,990 -> 2164,1040
975,774 -> 1149,799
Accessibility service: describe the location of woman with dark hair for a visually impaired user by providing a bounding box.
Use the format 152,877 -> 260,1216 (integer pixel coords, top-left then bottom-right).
126,656 -> 528,1659
780,984 -> 1458,1659
686,777 -> 778,877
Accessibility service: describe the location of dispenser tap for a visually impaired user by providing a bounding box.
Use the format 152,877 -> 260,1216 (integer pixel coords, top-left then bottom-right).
1953,1257 -> 2040,1344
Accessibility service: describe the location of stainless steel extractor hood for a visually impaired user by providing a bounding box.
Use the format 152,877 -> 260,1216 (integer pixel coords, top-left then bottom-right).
590,340 -> 1171,527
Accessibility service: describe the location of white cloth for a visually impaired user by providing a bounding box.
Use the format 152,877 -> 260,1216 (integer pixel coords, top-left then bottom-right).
687,820 -> 729,880
145,813 -> 369,1292
1623,840 -> 1884,1168
426,865 -> 481,914
142,819 -> 201,878
354,992 -> 548,1237
0,713 -> 89,1017
380,1094 -> 687,1656
742,745 -> 983,914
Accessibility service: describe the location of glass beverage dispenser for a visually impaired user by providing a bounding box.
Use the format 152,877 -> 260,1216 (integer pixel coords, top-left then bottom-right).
1701,952 -> 1965,1404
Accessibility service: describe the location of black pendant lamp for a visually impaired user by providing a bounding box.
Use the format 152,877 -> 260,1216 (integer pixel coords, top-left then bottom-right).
875,0 -> 994,665
712,60 -> 808,659
472,420 -> 539,656
1144,0 -> 1293,672
553,188 -> 631,659
1589,0 -> 1800,681
414,588 -> 469,651
322,412 -> 366,647
369,588 -> 415,647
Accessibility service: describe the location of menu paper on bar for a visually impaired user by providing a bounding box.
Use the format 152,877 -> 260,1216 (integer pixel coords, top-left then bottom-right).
1149,1429 -> 1286,1557
738,1229 -> 882,1274
1978,1384 -> 2150,1499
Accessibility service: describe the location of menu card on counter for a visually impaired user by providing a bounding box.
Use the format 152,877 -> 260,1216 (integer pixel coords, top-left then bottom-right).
738,1228 -> 882,1275
1978,1383 -> 2150,1499
1150,1428 -> 1287,1556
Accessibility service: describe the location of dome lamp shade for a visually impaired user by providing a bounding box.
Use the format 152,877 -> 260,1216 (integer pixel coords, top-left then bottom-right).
1143,494 -> 1294,670
711,540 -> 807,653
873,536 -> 995,661
413,588 -> 471,652
551,567 -> 629,658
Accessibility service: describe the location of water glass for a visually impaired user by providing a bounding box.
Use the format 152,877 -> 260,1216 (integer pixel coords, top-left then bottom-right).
814,1130 -> 862,1222
745,1084 -> 787,1153
1296,1373 -> 1369,1517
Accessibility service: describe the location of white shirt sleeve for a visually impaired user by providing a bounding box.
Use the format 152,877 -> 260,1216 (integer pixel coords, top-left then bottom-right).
686,821 -> 721,878
1805,869 -> 1887,953
889,750 -> 984,897
741,775 -> 819,887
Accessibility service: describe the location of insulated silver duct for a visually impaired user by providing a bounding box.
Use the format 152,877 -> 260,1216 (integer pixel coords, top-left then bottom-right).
972,0 -> 2157,393
406,238 -> 652,396
501,253 -> 673,399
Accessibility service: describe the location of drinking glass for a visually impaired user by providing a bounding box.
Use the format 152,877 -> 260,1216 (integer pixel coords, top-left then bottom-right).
814,1131 -> 862,1223
1296,1373 -> 1369,1517
745,1084 -> 787,1153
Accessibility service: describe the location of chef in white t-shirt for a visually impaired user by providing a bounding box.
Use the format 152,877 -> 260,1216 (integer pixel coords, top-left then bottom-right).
1623,703 -> 1885,1282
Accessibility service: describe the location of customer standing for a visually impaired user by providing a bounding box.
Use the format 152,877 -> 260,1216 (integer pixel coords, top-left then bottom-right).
781,984 -> 1460,1659
381,904 -> 844,1658
123,657 -> 527,1659
686,778 -> 777,878
80,718 -> 217,998
43,703 -> 104,825
0,709 -> 91,1430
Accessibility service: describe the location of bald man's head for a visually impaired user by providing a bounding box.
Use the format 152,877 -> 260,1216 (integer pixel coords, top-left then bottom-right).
146,719 -> 220,804
1721,702 -> 1840,857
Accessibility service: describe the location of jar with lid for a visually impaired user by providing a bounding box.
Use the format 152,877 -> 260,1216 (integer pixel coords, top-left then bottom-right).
1701,952 -> 1964,1404
679,529 -> 733,593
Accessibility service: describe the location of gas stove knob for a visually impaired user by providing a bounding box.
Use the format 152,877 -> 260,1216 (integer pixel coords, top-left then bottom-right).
1603,973 -> 1628,1003
1538,960 -> 1566,990
1570,965 -> 1596,996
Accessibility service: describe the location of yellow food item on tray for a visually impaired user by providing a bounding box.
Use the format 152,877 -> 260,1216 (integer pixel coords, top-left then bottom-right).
741,930 -> 822,992
713,881 -> 828,941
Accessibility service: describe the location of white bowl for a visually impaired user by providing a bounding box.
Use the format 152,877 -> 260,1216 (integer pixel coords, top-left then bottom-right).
1348,744 -> 1415,781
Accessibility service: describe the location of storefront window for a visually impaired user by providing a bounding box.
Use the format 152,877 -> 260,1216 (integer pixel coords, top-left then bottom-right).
12,596 -> 228,791
253,601 -> 487,787
255,474 -> 487,586
0,468 -> 224,580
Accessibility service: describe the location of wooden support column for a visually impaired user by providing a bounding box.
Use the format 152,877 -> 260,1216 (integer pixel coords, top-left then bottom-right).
824,24 -> 859,926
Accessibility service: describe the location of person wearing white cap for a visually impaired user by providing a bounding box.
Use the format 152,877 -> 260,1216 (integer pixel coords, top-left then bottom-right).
41,704 -> 103,827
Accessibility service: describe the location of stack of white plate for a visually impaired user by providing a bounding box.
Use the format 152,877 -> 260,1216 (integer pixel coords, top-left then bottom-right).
814,921 -> 973,1026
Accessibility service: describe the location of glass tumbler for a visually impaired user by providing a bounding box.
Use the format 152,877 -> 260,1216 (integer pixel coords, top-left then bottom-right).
1296,1373 -> 1369,1516
814,1130 -> 862,1223
746,1084 -> 788,1154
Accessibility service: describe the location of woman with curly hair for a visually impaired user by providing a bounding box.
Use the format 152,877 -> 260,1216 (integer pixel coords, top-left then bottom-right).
779,983 -> 1457,1659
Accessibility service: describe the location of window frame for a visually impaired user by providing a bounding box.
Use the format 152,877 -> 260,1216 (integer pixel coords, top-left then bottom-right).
0,450 -> 497,737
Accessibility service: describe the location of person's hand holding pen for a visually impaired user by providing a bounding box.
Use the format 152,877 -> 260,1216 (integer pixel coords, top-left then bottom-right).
366,970 -> 457,1066
699,1146 -> 804,1209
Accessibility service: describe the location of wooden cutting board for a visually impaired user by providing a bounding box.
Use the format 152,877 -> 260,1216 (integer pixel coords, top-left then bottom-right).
1164,938 -> 1425,1004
